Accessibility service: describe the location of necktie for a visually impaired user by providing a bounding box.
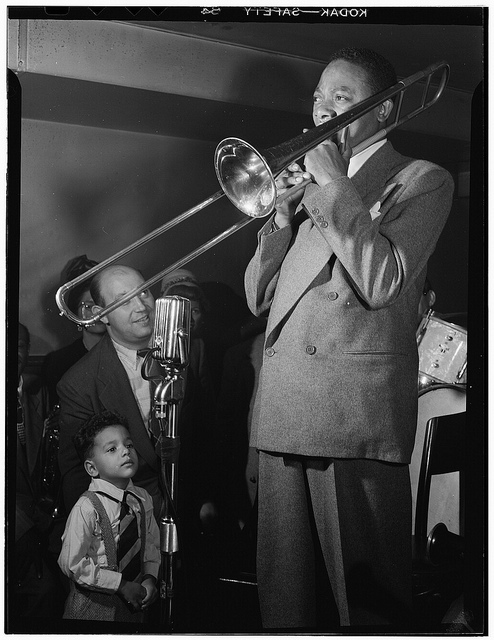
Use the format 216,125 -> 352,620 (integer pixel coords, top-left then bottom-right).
17,394 -> 26,446
117,491 -> 141,582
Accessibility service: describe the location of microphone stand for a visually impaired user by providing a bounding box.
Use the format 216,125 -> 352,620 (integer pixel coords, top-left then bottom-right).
140,296 -> 191,631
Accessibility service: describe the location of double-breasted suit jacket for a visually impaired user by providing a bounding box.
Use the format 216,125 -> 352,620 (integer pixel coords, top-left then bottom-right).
57,333 -> 162,515
245,141 -> 454,463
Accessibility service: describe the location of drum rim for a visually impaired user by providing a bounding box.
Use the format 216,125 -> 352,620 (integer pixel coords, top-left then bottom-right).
418,381 -> 467,398
417,312 -> 468,336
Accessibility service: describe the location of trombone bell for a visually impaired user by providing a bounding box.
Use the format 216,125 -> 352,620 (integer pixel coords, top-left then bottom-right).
214,138 -> 277,219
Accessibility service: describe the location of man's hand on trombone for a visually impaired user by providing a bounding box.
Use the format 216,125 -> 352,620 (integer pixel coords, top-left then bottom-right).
305,126 -> 352,187
274,127 -> 351,228
273,163 -> 312,226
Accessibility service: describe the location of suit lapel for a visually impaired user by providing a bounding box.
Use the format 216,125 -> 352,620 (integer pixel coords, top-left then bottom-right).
97,336 -> 159,472
265,142 -> 404,344
351,141 -> 402,212
266,208 -> 332,344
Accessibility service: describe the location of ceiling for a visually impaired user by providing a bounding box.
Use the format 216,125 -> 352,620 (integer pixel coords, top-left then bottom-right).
130,21 -> 484,95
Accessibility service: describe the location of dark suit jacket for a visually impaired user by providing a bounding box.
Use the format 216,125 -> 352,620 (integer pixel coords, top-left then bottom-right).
16,381 -> 50,540
57,334 -> 162,515
245,142 -> 454,464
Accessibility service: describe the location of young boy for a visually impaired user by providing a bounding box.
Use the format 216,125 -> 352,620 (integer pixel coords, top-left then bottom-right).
58,411 -> 160,622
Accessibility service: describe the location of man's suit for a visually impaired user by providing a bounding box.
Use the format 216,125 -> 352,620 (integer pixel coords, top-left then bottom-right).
16,381 -> 48,540
57,334 -> 162,516
245,142 -> 454,628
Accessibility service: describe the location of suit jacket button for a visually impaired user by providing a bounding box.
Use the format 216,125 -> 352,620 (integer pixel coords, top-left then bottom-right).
328,291 -> 338,301
320,220 -> 328,228
312,207 -> 319,214
306,345 -> 316,355
265,347 -> 275,357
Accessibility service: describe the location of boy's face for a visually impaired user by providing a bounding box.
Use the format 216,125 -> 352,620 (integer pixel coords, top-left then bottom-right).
85,425 -> 138,489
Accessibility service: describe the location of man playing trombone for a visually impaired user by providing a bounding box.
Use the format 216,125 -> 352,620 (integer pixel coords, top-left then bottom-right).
245,48 -> 454,630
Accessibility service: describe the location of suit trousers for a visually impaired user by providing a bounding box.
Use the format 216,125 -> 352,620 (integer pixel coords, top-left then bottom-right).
256,451 -> 412,630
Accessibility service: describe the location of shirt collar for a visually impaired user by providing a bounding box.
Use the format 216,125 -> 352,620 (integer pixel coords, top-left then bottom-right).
89,477 -> 138,502
348,138 -> 387,179
112,339 -> 142,369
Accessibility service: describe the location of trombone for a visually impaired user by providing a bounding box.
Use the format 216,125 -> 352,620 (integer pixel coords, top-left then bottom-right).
56,60 -> 449,327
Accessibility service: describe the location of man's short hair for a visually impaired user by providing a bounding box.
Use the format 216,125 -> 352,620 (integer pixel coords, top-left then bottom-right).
327,48 -> 397,96
73,410 -> 130,462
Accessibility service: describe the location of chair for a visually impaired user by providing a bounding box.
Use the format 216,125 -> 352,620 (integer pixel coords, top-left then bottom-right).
412,409 -> 467,627
414,410 -> 466,562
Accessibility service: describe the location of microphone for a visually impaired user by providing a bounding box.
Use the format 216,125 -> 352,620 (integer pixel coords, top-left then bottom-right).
151,296 -> 191,370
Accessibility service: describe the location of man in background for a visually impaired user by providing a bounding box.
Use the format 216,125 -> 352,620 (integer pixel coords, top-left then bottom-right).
57,265 -> 163,517
13,323 -> 65,621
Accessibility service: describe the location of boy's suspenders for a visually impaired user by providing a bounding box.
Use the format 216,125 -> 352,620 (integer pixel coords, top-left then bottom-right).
83,490 -> 147,574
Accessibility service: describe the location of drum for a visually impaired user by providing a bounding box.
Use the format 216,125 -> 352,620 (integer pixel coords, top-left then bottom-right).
416,312 -> 467,392
410,384 -> 467,536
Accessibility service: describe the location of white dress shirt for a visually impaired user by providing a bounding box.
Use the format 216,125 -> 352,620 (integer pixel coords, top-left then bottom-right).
112,339 -> 153,436
347,138 -> 387,178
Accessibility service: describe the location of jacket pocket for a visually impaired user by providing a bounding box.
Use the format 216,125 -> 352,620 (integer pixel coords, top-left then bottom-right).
342,350 -> 408,357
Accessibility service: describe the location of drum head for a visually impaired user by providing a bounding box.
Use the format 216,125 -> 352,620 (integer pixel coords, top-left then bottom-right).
417,313 -> 467,389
